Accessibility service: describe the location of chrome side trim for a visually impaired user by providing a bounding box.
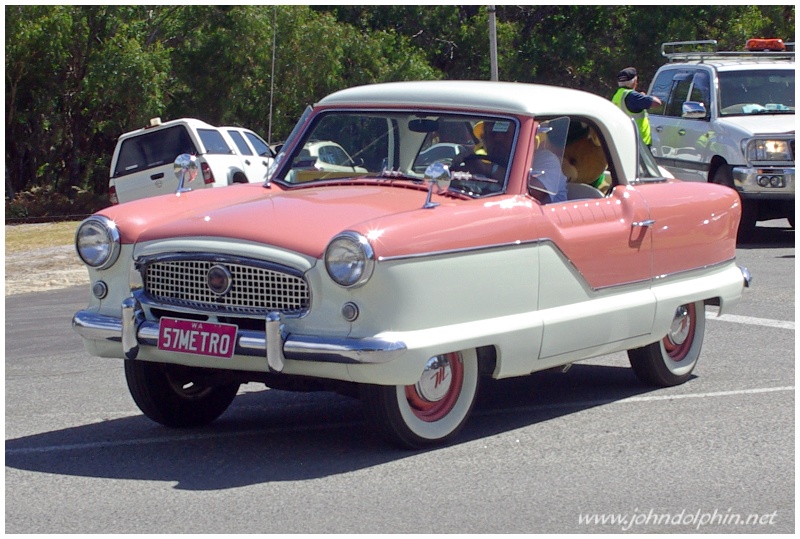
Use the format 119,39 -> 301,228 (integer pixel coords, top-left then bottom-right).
72,302 -> 406,367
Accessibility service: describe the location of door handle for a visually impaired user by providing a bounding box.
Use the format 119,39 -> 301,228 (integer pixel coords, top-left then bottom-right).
678,129 -> 686,136
632,219 -> 655,227
655,126 -> 663,132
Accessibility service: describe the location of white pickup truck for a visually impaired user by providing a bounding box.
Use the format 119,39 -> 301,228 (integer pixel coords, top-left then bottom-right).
109,118 -> 275,204
647,39 -> 795,239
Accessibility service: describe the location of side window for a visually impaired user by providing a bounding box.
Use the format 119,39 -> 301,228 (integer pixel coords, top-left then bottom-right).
665,72 -> 693,117
226,130 -> 253,156
244,131 -> 273,157
689,71 -> 711,111
114,126 -> 197,177
197,128 -> 233,155
648,69 -> 676,116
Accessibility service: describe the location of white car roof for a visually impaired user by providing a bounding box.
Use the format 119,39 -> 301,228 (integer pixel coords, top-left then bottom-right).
665,59 -> 795,71
320,80 -> 622,119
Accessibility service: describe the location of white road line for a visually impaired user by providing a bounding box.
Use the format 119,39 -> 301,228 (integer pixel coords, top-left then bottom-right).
6,386 -> 794,456
706,310 -> 795,330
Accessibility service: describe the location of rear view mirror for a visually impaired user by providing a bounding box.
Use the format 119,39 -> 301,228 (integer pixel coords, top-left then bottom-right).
409,119 -> 439,133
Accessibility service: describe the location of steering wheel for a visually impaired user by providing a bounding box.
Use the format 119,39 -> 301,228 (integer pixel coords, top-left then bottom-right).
453,153 -> 507,169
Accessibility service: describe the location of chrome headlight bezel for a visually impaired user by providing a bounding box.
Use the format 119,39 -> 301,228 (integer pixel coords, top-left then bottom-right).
75,215 -> 121,270
324,232 -> 375,288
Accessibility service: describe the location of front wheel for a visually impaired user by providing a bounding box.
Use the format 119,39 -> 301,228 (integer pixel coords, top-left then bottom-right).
125,360 -> 240,427
628,301 -> 705,387
711,165 -> 756,241
361,349 -> 480,449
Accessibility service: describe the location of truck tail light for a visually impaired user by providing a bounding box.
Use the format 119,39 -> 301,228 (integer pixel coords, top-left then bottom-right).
109,185 -> 119,205
201,162 -> 214,185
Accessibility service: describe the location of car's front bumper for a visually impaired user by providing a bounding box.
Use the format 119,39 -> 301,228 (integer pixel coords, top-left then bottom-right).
733,166 -> 795,200
72,296 -> 406,373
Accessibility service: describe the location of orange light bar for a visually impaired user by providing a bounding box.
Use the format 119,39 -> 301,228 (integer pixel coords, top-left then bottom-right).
746,38 -> 785,52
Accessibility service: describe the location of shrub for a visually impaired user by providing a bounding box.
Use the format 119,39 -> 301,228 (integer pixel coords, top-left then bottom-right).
5,185 -> 109,222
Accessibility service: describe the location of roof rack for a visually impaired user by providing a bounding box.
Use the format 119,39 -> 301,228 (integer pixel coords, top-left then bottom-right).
661,39 -> 795,62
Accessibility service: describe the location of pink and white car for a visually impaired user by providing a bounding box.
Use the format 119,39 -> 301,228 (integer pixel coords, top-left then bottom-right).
73,81 -> 750,449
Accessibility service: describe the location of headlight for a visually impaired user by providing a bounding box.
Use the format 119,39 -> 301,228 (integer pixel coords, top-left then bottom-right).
75,216 -> 121,269
745,139 -> 792,162
325,232 -> 375,288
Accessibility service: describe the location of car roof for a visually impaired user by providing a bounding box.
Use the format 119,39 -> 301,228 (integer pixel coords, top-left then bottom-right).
119,117 -> 217,139
318,80 -> 623,120
665,58 -> 795,71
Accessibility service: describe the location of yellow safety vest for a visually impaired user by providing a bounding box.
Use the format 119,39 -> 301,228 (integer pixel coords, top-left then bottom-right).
612,88 -> 651,146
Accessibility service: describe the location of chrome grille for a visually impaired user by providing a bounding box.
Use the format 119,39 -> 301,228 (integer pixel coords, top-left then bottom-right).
143,258 -> 309,315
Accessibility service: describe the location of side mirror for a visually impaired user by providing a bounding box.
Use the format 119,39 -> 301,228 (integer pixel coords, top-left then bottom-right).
422,162 -> 452,209
682,101 -> 707,119
173,154 -> 199,194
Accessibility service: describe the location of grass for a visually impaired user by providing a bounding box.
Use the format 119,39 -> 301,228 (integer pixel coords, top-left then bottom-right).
4,221 -> 81,253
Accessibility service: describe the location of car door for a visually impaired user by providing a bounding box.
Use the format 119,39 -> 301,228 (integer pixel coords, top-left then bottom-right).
649,68 -> 712,181
535,148 -> 655,360
224,128 -> 274,183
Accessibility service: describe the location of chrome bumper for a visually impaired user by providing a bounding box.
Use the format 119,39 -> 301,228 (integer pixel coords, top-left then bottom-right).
733,166 -> 794,199
72,297 -> 406,372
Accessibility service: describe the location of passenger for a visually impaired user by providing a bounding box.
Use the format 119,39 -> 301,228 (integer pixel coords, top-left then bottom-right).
529,144 -> 568,204
529,118 -> 568,204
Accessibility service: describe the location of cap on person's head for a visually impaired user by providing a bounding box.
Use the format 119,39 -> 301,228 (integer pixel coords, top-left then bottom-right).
617,67 -> 637,82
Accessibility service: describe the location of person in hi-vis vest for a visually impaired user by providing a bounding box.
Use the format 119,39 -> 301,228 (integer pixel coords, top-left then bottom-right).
612,67 -> 662,147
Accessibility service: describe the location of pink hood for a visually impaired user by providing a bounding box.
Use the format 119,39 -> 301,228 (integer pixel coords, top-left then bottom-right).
98,182 -> 537,259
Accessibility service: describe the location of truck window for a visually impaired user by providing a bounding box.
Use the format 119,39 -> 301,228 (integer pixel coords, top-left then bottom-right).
665,72 -> 693,117
197,128 -> 234,155
113,126 -> 197,177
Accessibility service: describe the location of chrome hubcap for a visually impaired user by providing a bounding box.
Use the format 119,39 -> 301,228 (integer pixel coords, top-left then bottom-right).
415,355 -> 452,402
668,306 -> 691,346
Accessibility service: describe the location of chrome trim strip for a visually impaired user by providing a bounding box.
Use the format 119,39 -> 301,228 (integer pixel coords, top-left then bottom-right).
378,237 -> 738,294
377,238 -> 544,263
72,306 -> 406,367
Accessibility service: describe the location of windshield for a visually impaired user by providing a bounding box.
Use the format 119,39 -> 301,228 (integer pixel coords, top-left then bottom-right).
718,69 -> 795,116
273,110 -> 518,197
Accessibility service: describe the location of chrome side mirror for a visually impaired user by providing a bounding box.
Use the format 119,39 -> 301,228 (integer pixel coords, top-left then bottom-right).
173,154 -> 199,194
422,162 -> 452,209
682,101 -> 707,119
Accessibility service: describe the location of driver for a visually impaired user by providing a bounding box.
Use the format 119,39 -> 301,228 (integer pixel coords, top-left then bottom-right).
453,120 -> 515,181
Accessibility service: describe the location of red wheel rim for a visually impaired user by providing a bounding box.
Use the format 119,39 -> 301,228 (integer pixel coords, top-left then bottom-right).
663,303 -> 696,361
405,353 -> 464,422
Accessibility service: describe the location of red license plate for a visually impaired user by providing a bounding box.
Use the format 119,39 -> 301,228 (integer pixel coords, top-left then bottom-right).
158,317 -> 238,359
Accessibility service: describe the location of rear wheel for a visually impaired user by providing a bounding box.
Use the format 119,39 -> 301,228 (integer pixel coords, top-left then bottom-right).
362,349 -> 479,449
125,360 -> 239,427
628,301 -> 705,387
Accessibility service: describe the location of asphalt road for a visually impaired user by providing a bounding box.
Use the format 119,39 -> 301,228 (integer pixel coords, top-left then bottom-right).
5,221 -> 794,533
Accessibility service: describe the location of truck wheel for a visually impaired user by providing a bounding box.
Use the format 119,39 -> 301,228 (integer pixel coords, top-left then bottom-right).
711,165 -> 756,241
628,301 -> 705,387
362,349 -> 479,449
124,360 -> 239,427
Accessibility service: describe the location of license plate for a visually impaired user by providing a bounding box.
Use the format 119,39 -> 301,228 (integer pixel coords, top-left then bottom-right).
158,317 -> 238,359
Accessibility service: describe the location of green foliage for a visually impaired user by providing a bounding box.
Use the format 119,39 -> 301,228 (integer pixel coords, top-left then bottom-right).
4,5 -> 795,219
5,185 -> 109,220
